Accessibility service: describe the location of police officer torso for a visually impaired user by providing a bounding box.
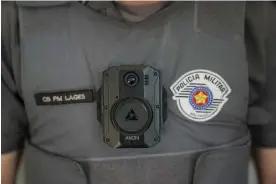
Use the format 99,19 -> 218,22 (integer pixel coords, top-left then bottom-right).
12,2 -> 251,184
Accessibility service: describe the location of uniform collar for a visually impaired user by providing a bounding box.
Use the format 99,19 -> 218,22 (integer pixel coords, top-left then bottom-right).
81,1 -> 115,12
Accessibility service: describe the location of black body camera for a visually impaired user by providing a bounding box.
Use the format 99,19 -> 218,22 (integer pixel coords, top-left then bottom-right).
97,65 -> 167,148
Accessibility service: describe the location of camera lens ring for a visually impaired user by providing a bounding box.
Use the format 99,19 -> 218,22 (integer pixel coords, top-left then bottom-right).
124,72 -> 139,87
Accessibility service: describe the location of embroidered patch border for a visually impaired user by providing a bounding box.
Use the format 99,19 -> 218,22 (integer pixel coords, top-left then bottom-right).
170,69 -> 231,122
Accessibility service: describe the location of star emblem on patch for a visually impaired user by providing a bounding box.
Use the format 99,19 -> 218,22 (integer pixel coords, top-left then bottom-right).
170,69 -> 231,122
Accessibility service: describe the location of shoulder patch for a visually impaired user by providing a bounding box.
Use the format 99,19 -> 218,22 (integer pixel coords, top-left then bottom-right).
170,69 -> 231,122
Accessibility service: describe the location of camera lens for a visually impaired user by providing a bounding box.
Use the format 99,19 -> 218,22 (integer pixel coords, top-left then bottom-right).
127,75 -> 136,85
124,72 -> 139,87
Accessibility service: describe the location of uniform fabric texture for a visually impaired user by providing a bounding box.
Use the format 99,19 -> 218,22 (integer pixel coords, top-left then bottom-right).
1,1 -> 275,184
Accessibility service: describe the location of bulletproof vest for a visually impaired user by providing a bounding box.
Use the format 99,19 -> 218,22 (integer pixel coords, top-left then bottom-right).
16,2 -> 251,184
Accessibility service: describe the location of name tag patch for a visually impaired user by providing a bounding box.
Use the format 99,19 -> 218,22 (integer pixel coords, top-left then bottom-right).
35,90 -> 95,105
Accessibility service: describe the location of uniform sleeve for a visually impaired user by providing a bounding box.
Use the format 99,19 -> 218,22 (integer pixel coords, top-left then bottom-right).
246,2 -> 276,148
1,2 -> 28,153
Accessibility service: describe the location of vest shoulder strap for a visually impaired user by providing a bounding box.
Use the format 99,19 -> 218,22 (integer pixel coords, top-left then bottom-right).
195,1 -> 246,35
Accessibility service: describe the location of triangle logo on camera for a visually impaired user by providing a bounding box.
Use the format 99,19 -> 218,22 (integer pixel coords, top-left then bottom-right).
125,109 -> 139,121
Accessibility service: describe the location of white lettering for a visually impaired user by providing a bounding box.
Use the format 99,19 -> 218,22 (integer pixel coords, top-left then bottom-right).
65,94 -> 86,101
42,96 -> 51,103
125,136 -> 140,141
53,96 -> 63,102
79,94 -> 86,100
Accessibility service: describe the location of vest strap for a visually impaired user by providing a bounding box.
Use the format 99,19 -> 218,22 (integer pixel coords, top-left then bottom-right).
195,1 -> 245,36
24,142 -> 87,184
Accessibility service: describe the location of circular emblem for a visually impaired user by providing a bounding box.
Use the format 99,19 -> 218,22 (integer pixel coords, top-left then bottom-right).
189,87 -> 213,110
170,69 -> 231,122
